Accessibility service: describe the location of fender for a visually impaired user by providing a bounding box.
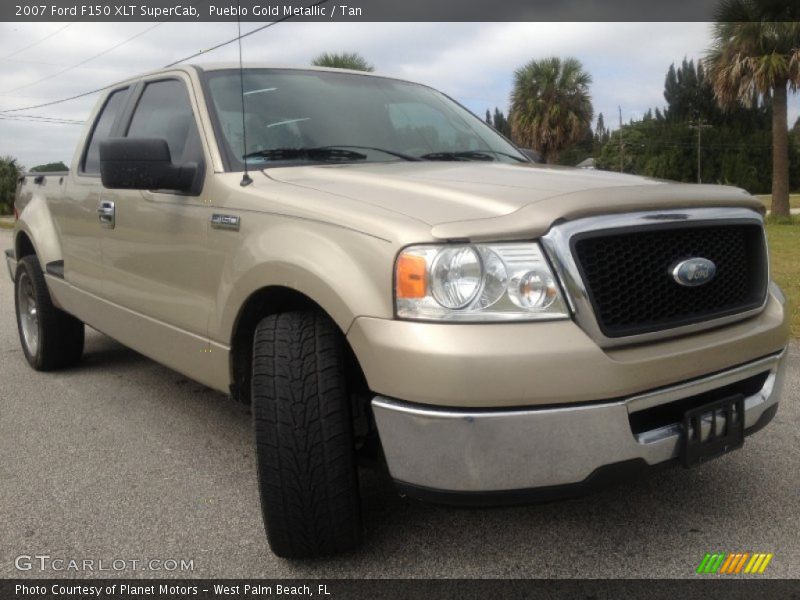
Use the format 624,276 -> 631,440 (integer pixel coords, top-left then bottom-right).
15,192 -> 64,269
212,219 -> 394,345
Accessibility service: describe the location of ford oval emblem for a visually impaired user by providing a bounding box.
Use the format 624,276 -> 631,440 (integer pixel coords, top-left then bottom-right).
671,257 -> 716,287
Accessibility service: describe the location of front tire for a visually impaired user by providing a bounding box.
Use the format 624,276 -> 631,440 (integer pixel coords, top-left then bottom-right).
14,256 -> 84,371
252,310 -> 362,558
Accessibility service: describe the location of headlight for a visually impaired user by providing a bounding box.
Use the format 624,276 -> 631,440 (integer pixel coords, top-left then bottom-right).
395,242 -> 569,321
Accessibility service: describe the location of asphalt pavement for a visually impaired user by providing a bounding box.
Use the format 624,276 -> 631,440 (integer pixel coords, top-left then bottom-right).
0,228 -> 798,579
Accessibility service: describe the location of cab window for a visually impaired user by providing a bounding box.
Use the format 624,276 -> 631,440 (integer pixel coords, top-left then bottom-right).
126,79 -> 203,166
82,87 -> 128,175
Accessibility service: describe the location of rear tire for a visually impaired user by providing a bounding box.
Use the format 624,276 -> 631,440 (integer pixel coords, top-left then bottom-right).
252,309 -> 362,558
14,256 -> 84,371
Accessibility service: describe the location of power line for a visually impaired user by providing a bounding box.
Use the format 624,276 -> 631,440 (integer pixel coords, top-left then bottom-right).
2,58 -> 81,68
0,84 -> 112,113
1,112 -> 83,122
0,23 -> 74,61
0,0 -> 330,115
0,112 -> 83,122
0,115 -> 84,125
1,21 -> 166,95
162,0 -> 330,67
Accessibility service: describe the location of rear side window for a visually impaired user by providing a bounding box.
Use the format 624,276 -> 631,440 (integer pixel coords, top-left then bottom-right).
82,88 -> 128,174
126,79 -> 202,165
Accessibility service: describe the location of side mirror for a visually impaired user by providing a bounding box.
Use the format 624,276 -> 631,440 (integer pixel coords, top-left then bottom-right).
99,138 -> 197,193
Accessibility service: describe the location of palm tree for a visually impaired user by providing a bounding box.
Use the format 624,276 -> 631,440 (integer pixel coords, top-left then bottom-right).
509,57 -> 593,164
311,52 -> 374,72
704,1 -> 800,218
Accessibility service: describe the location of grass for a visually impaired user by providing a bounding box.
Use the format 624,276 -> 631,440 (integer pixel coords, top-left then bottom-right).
765,219 -> 800,338
0,219 -> 14,230
757,193 -> 800,211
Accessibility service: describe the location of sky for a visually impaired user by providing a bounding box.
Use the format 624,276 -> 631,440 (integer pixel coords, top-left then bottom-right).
0,21 -> 798,169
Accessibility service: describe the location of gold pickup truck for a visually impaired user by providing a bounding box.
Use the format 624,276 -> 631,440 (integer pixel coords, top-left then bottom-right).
6,64 -> 789,558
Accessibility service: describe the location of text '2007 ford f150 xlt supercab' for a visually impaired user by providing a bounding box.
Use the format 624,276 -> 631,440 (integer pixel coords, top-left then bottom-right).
6,64 -> 789,558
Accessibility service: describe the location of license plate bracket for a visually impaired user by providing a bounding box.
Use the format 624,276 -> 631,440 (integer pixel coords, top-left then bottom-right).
681,394 -> 745,467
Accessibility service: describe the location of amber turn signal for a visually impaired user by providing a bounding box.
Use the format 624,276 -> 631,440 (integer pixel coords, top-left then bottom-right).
396,253 -> 427,299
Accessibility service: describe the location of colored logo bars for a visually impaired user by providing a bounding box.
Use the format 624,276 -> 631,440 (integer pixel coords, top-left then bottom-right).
696,552 -> 774,574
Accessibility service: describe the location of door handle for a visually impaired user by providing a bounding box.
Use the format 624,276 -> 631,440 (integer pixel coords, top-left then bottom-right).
97,200 -> 115,229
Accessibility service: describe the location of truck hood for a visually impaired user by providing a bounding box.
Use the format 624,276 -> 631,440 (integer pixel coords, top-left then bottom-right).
264,162 -> 762,241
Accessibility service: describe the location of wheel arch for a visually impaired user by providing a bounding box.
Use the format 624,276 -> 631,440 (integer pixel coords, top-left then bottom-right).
14,194 -> 63,267
15,230 -> 36,260
228,285 -> 368,405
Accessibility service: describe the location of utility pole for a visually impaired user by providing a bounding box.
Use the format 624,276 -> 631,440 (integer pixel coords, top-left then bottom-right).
618,105 -> 624,173
690,118 -> 712,183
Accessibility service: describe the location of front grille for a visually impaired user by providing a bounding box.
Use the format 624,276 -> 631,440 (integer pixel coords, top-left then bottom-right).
572,222 -> 768,337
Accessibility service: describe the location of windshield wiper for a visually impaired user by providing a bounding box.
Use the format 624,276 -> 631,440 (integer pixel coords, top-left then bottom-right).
244,146 -> 522,164
420,150 -> 495,162
316,145 -> 421,161
243,145 -> 422,163
420,150 -> 528,162
243,147 -> 368,162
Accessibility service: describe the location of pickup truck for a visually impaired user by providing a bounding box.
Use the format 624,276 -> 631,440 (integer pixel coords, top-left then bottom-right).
6,64 -> 789,558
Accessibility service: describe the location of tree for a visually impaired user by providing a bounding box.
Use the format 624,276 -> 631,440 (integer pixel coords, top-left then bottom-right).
663,59 -> 717,122
30,161 -> 68,172
594,58 -> 784,192
483,107 -> 512,137
311,52 -> 374,72
492,108 -> 512,138
509,57 -> 593,164
595,112 -> 610,145
0,156 -> 23,216
704,1 -> 800,218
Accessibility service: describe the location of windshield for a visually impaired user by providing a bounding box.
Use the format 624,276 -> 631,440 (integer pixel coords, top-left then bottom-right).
202,69 -> 527,169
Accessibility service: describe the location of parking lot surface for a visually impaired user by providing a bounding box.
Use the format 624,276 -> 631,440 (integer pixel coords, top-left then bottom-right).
1,229 -> 798,578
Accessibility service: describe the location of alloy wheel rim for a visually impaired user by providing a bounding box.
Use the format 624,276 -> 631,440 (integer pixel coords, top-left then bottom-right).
17,271 -> 39,356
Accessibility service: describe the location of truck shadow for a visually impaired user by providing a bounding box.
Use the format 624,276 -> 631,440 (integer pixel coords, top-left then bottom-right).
80,329 -> 152,369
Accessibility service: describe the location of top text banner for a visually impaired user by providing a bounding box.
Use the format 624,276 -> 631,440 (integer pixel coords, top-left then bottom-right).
5,0 -> 727,22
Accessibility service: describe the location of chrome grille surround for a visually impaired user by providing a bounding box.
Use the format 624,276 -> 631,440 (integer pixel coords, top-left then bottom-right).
540,207 -> 769,348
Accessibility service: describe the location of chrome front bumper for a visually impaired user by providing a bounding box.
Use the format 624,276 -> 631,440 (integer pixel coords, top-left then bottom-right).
5,249 -> 15,281
372,350 -> 787,497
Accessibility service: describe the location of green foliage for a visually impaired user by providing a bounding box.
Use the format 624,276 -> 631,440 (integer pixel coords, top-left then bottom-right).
663,59 -> 717,121
0,156 -> 23,216
556,121 -> 594,167
596,124 -> 651,174
705,4 -> 800,106
311,52 -> 374,72
704,2 -> 800,217
483,107 -> 512,138
594,58 -> 799,193
30,161 -> 68,172
509,57 -> 593,164
594,112 -> 610,146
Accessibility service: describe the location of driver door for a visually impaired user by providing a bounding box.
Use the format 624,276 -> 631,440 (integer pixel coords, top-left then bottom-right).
100,76 -> 216,356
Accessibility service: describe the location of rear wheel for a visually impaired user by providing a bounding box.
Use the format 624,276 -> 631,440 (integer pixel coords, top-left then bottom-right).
252,309 -> 362,558
14,256 -> 84,370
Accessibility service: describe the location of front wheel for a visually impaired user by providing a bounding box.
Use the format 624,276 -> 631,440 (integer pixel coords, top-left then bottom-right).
252,310 -> 363,558
14,256 -> 84,371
